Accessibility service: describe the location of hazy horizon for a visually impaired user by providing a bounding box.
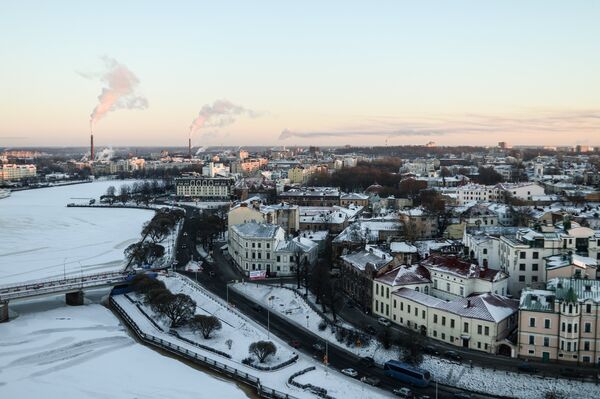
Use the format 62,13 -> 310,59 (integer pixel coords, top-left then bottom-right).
1,1 -> 599,148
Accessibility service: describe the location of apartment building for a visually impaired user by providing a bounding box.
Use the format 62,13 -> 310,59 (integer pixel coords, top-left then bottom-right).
278,187 -> 341,207
228,222 -> 317,277
0,164 -> 36,181
175,176 -> 234,200
228,197 -> 299,234
372,264 -> 431,320
518,278 -> 600,364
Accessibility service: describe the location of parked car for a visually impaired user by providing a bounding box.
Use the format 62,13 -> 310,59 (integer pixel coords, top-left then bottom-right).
359,356 -> 375,367
366,325 -> 378,335
252,304 -> 263,312
360,376 -> 380,386
341,368 -> 359,378
422,345 -> 439,355
378,317 -> 391,327
393,387 -> 413,398
312,342 -> 325,352
517,363 -> 538,373
289,340 -> 301,348
444,350 -> 462,361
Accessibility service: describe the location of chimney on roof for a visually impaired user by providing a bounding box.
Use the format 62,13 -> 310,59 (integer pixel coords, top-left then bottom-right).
466,299 -> 471,308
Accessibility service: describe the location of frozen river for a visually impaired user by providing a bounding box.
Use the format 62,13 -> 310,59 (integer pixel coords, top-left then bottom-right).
0,180 -> 153,285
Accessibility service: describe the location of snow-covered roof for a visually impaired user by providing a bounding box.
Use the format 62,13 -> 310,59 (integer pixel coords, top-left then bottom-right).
395,288 -> 518,322
376,264 -> 431,286
421,255 -> 506,282
231,222 -> 281,239
389,241 -> 418,253
340,246 -> 393,271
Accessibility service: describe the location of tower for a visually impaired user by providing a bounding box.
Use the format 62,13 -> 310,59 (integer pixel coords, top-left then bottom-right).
90,133 -> 95,162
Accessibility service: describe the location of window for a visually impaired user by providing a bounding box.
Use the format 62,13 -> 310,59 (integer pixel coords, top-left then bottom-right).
585,323 -> 591,333
433,330 -> 437,337
543,337 -> 549,347
532,263 -> 538,271
529,318 -> 536,327
441,333 -> 446,340
519,275 -> 526,282
257,243 -> 261,248
520,252 -> 526,259
386,287 -> 390,299
422,310 -> 426,319
584,341 -> 590,351
463,322 -> 469,333
519,264 -> 526,271
407,305 -> 411,313
544,319 -> 550,329
277,256 -> 281,262
266,243 -> 270,249
529,335 -> 535,345
533,252 -> 539,259
393,300 -> 397,309
434,314 -> 438,323
567,324 -> 572,333
477,325 -> 482,334
376,285 -> 379,296
460,286 -> 464,296
586,304 -> 592,313
266,253 -> 270,260
386,304 -> 389,316
450,319 -> 455,328
561,322 -> 565,332
532,276 -> 538,282
484,326 -> 489,336
252,243 -> 255,248
400,302 -> 404,311
446,283 -> 450,292
442,316 -> 446,326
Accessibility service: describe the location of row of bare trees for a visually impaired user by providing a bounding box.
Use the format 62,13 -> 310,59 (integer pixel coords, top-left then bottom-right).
102,180 -> 168,206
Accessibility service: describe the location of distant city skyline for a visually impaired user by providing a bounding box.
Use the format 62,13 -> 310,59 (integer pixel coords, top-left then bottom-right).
1,1 -> 599,147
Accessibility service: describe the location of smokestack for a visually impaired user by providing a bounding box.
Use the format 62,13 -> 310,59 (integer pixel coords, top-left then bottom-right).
90,132 -> 95,162
188,138 -> 192,159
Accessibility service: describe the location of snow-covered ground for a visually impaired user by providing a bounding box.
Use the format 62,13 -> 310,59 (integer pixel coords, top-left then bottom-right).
117,275 -> 394,399
0,180 -> 154,285
231,282 -> 398,362
141,274 -> 295,365
0,290 -> 250,399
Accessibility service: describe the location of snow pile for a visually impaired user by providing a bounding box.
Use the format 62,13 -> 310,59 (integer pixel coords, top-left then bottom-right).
0,292 -> 249,399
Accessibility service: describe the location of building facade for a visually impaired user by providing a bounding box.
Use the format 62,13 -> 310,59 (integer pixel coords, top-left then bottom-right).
175,177 -> 234,200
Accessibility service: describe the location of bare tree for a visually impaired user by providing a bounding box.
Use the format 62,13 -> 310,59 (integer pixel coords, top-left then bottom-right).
189,314 -> 222,339
153,293 -> 196,327
249,341 -> 277,363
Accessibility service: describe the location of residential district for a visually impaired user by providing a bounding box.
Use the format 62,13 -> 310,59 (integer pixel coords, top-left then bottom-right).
2,142 -> 600,399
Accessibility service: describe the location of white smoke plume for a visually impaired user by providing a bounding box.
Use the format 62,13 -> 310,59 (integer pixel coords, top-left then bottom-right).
189,100 -> 258,138
89,57 -> 148,129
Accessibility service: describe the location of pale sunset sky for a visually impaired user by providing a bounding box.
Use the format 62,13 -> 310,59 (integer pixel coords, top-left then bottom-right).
0,1 -> 599,147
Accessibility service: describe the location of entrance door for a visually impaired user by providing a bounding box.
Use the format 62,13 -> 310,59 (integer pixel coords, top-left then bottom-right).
542,352 -> 550,362
462,338 -> 469,348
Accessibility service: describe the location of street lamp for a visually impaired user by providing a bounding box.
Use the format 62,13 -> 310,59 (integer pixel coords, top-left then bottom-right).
306,315 -> 309,328
267,306 -> 270,339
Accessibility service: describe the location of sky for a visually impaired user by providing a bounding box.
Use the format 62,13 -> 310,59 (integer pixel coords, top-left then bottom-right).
0,0 -> 599,148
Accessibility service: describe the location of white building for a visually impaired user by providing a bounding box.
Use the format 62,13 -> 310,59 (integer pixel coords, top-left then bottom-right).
202,162 -> 230,177
175,176 -> 234,200
456,184 -> 500,205
228,222 -> 317,277
0,164 -> 36,181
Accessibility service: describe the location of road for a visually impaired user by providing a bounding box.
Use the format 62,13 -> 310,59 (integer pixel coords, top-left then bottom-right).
170,204 -> 502,399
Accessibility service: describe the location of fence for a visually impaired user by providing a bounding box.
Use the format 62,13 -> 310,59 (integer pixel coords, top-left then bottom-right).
110,295 -> 299,399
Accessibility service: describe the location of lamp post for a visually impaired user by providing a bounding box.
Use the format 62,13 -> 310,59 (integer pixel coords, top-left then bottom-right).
306,315 -> 309,328
267,307 -> 270,339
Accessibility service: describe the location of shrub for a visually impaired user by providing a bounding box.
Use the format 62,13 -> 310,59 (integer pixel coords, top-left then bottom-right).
249,341 -> 277,363
318,320 -> 327,331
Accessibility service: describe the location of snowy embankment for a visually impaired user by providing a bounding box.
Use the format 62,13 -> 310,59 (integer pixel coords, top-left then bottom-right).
115,274 -> 393,399
0,291 -> 250,399
232,283 -> 600,399
231,282 -> 398,362
0,180 -> 153,285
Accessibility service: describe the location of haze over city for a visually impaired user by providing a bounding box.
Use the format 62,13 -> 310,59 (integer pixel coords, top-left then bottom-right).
1,0 -> 599,148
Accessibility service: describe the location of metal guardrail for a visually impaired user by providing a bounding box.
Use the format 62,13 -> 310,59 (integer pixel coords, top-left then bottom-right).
110,295 -> 299,399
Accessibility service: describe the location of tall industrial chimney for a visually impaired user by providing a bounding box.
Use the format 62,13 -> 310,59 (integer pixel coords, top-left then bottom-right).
90,132 -> 95,162
188,138 -> 192,159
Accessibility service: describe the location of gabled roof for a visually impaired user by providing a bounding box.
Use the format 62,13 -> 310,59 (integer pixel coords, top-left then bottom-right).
341,246 -> 393,271
375,264 -> 431,286
231,222 -> 281,239
421,255 -> 506,282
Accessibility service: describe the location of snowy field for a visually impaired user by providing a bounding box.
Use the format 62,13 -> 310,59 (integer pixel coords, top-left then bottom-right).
0,290 -> 250,399
0,180 -> 153,285
232,283 -> 600,399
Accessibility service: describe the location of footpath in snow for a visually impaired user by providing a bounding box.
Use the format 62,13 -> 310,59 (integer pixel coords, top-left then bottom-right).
232,282 -> 600,399
115,273 -> 394,399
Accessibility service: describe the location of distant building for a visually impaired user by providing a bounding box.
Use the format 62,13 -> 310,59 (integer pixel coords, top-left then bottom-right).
0,164 -> 36,181
175,176 -> 234,200
278,187 -> 341,207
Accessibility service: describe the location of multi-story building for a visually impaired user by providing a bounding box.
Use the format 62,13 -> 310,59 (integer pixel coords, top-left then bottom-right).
228,222 -> 317,277
340,246 -> 396,312
278,187 -> 341,207
398,208 -> 439,239
460,204 -> 499,228
340,192 -> 370,207
372,264 -> 431,320
231,158 -> 268,175
202,162 -> 230,177
0,164 -> 36,181
175,176 -> 234,200
421,255 -> 509,300
391,288 -> 518,355
456,184 -> 500,205
228,198 -> 299,234
518,278 -> 600,364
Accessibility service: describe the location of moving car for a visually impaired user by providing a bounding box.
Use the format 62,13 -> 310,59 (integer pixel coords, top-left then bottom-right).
444,350 -> 462,361
422,345 -> 439,355
341,368 -> 358,378
378,317 -> 391,327
360,376 -> 380,386
393,387 -> 413,398
312,342 -> 325,352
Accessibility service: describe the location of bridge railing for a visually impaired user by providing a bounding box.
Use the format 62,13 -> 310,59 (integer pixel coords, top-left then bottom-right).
110,295 -> 299,399
0,271 -> 128,292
